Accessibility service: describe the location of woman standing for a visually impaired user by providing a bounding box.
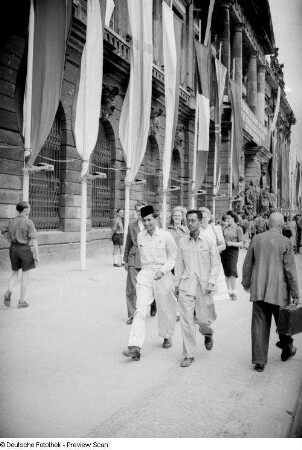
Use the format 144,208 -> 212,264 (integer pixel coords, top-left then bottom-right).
220,210 -> 244,301
167,206 -> 189,246
111,208 -> 124,267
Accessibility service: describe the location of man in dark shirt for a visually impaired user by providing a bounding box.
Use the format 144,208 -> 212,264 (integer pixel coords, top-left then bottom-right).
3,201 -> 39,309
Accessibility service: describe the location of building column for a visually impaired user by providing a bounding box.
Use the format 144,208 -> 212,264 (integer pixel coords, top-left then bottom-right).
257,64 -> 266,124
231,23 -> 244,84
247,51 -> 258,114
220,1 -> 231,79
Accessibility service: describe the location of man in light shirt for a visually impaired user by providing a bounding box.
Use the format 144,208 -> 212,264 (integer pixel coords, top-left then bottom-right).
175,210 -> 221,367
123,205 -> 177,361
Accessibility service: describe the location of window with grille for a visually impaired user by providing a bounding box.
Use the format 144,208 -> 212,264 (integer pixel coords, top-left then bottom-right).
138,139 -> 158,205
170,149 -> 182,209
29,116 -> 62,230
90,122 -> 112,228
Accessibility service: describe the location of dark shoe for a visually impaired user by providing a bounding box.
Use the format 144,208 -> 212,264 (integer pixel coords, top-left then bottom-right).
204,335 -> 213,351
180,357 -> 194,367
4,291 -> 11,307
230,293 -> 237,301
126,317 -> 133,325
18,301 -> 29,309
150,301 -> 157,317
113,263 -> 122,267
163,338 -> 172,349
281,345 -> 297,362
122,346 -> 141,361
255,363 -> 265,372
176,315 -> 180,322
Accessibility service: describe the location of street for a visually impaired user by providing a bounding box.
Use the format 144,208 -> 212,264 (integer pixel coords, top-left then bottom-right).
0,250 -> 301,438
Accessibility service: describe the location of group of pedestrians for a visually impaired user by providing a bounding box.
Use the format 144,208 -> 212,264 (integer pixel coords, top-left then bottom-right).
2,200 -> 300,374
121,202 -> 300,371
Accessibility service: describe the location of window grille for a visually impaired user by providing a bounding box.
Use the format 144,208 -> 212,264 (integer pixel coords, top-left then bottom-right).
29,117 -> 61,230
138,141 -> 157,205
90,123 -> 112,228
170,149 -> 182,209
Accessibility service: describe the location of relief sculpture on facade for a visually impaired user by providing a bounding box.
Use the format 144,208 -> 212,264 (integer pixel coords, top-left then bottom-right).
101,84 -> 119,121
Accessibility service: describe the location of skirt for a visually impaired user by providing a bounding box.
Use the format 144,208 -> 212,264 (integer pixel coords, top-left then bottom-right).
112,233 -> 124,246
220,246 -> 239,278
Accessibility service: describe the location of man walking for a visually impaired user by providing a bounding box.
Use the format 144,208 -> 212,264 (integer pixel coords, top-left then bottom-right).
175,210 -> 221,367
122,205 -> 177,361
3,201 -> 39,309
123,201 -> 156,324
242,212 -> 300,372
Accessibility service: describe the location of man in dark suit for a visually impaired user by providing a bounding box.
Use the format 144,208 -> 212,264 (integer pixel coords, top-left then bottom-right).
123,201 -> 156,324
242,212 -> 300,372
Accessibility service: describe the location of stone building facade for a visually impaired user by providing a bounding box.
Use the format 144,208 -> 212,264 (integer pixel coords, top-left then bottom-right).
0,0 -> 295,267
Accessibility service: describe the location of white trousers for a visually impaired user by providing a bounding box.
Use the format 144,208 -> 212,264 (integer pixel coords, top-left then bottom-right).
178,284 -> 216,358
128,268 -> 177,348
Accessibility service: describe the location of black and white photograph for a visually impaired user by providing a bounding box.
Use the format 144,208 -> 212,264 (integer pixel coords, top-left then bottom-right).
0,0 -> 302,444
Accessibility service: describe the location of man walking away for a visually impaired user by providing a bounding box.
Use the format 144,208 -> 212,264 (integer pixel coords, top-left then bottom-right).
175,210 -> 221,367
242,212 -> 299,372
3,201 -> 39,309
122,205 -> 177,361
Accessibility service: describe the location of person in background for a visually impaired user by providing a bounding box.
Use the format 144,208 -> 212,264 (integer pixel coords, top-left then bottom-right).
220,210 -> 244,301
111,208 -> 124,267
242,212 -> 299,372
2,201 -> 39,309
175,210 -> 221,367
255,212 -> 267,235
123,201 -> 148,325
122,205 -> 177,361
168,206 -> 189,322
295,213 -> 302,253
167,206 -> 189,247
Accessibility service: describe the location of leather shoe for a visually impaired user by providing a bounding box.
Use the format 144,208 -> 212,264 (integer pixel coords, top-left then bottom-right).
150,301 -> 157,317
18,301 -> 29,309
122,346 -> 141,361
176,315 -> 180,322
281,345 -> 297,362
126,317 -> 133,325
4,291 -> 11,307
180,357 -> 194,367
163,338 -> 172,349
255,363 -> 265,372
204,335 -> 213,351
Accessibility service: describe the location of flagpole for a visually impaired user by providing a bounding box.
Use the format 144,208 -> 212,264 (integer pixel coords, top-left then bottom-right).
229,59 -> 236,209
23,0 -> 34,202
191,96 -> 199,209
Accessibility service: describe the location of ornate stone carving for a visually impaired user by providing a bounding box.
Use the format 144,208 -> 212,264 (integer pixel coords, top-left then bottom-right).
244,179 -> 257,216
150,107 -> 162,136
270,48 -> 285,88
268,188 -> 277,212
259,186 -> 270,215
174,125 -> 185,149
101,84 -> 119,121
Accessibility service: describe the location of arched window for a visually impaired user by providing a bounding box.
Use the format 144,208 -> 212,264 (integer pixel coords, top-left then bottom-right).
170,149 -> 182,209
29,112 -> 62,230
138,138 -> 158,205
90,121 -> 112,228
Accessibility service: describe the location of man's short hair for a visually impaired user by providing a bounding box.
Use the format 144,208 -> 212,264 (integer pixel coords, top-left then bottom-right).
135,201 -> 147,210
187,209 -> 203,221
16,201 -> 29,213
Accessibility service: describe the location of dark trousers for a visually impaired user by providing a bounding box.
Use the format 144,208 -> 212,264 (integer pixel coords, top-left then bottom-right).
252,301 -> 293,365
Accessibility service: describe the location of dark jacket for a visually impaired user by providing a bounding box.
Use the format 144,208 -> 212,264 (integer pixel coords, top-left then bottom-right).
123,220 -> 142,269
242,230 -> 299,306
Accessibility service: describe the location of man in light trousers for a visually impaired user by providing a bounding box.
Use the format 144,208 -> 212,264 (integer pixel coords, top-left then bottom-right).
123,205 -> 177,361
175,210 -> 221,367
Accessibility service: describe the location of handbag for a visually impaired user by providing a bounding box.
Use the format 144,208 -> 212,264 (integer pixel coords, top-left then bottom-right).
277,303 -> 302,336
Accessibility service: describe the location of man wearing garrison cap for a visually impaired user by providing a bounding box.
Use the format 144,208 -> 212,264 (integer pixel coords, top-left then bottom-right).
123,205 -> 177,361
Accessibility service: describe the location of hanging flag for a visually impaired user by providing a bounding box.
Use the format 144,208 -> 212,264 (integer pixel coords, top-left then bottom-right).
72,0 -> 106,176
229,79 -> 243,189
194,40 -> 211,192
270,86 -> 281,134
162,1 -> 182,191
105,0 -> 115,27
119,0 -> 153,184
213,58 -> 227,194
204,0 -> 215,46
24,0 -> 72,166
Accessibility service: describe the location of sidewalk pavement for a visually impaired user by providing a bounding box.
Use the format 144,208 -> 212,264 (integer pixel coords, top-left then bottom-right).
0,249 -> 302,438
